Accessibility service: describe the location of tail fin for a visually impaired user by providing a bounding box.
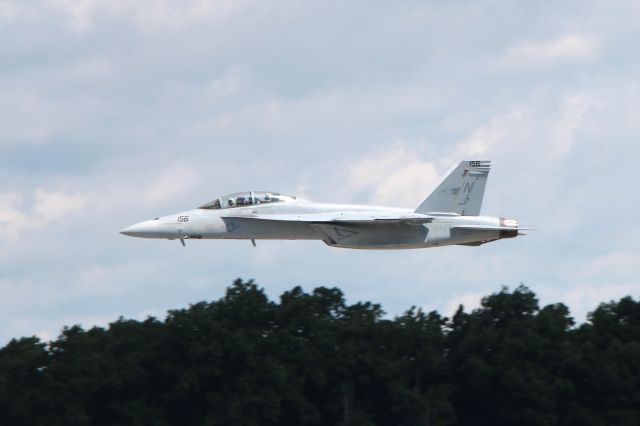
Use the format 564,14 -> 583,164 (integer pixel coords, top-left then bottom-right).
415,160 -> 491,216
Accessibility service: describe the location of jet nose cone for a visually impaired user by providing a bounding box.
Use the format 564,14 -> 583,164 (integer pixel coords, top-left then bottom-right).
120,225 -> 136,237
120,220 -> 158,238
120,224 -> 141,237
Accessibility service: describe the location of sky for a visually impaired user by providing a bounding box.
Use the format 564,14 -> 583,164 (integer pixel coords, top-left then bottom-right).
1,0 -> 639,343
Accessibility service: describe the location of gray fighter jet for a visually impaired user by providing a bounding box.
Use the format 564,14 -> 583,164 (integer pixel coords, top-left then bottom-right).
121,160 -> 528,249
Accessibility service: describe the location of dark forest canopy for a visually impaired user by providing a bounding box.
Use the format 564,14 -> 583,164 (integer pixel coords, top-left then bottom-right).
1,280 -> 639,426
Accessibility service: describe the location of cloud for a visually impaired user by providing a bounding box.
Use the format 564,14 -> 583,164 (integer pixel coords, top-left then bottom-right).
347,144 -> 440,207
342,108 -> 529,209
0,190 -> 87,244
138,163 -> 199,206
47,0 -> 255,33
502,34 -> 596,68
0,193 -> 28,243
204,66 -> 250,99
549,94 -> 603,157
1,0 -> 639,344
453,109 -> 529,159
34,189 -> 87,220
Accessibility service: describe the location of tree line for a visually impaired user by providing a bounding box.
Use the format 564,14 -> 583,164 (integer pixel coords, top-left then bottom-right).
1,279 -> 639,425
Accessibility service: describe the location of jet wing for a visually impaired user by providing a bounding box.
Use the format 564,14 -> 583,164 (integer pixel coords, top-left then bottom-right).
226,212 -> 434,224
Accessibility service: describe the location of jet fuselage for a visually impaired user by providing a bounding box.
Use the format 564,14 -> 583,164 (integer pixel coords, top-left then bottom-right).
121,161 -> 526,250
120,200 -> 517,250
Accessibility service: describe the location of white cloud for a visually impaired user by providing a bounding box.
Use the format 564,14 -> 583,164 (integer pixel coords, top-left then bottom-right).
34,189 -> 87,220
204,66 -> 250,99
139,163 -> 199,206
0,162 -> 201,248
47,0 -> 255,33
503,34 -> 596,68
0,193 -> 28,243
549,94 -> 602,157
454,109 -> 529,159
342,109 -> 529,209
0,190 -> 87,244
347,144 -> 440,207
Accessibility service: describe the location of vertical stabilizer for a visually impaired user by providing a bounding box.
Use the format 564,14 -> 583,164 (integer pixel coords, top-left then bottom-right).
415,160 -> 491,216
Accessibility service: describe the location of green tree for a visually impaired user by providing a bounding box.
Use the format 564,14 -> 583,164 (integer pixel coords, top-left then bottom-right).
1,280 -> 639,426
448,285 -> 576,426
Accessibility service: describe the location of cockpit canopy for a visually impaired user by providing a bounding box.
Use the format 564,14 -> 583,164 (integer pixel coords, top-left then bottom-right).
198,191 -> 296,209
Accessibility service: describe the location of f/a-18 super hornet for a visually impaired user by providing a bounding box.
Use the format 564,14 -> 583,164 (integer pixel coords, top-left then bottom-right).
121,160 -> 529,249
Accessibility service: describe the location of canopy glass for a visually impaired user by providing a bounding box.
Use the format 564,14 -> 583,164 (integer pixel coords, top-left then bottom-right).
199,191 -> 296,209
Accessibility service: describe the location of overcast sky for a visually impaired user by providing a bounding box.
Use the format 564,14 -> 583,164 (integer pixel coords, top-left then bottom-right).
1,0 -> 639,343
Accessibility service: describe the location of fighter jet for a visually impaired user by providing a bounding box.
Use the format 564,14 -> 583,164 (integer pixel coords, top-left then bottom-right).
121,160 -> 529,249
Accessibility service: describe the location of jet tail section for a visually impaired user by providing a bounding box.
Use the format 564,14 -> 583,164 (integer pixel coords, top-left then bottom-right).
415,160 -> 491,216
